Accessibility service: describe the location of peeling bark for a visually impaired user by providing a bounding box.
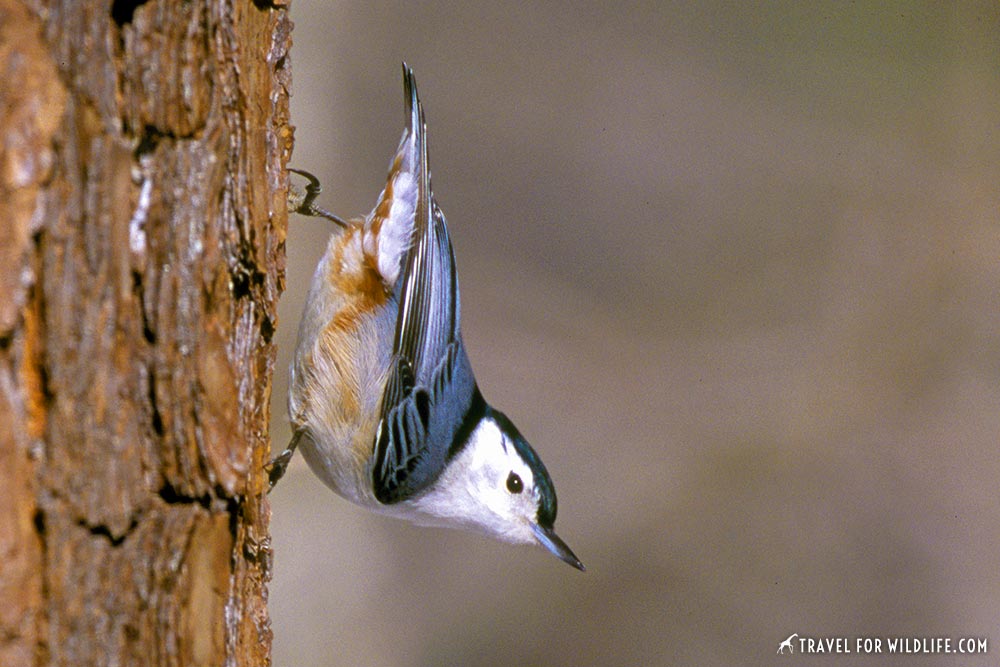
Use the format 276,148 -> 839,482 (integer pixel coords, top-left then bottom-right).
0,0 -> 291,665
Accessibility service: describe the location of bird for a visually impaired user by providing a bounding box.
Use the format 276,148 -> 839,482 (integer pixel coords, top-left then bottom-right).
270,63 -> 583,571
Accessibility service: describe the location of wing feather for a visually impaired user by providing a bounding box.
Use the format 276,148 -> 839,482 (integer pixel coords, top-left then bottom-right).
372,65 -> 479,504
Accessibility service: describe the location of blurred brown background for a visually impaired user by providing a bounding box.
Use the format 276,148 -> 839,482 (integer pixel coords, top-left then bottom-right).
269,3 -> 1000,665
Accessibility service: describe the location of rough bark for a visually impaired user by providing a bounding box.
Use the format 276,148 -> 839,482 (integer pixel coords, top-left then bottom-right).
0,0 -> 291,665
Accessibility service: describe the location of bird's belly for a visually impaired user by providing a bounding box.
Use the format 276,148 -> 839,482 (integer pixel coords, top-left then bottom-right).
288,230 -> 397,509
298,425 -> 380,508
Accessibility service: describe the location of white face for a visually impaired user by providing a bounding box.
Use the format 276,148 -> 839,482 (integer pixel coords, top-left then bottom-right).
408,417 -> 541,545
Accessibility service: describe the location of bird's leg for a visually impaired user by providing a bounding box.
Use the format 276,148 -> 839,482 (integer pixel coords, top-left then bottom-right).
287,168 -> 349,227
267,430 -> 303,491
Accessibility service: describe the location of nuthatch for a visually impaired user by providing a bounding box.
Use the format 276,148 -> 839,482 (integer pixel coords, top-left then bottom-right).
271,64 -> 582,570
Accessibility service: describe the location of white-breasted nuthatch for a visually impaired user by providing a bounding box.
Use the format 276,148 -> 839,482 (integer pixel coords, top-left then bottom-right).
271,64 -> 583,570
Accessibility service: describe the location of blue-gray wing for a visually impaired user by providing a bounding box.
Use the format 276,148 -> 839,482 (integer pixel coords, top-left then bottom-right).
372,64 -> 480,504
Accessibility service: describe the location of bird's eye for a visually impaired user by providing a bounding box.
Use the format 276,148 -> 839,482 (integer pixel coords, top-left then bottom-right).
506,472 -> 523,494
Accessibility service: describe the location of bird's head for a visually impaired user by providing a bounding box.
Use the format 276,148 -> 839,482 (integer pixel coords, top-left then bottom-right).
413,405 -> 584,571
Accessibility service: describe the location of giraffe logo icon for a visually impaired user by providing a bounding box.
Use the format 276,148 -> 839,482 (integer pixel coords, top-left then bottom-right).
777,633 -> 799,654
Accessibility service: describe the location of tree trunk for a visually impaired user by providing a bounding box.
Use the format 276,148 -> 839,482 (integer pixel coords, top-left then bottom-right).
0,0 -> 291,664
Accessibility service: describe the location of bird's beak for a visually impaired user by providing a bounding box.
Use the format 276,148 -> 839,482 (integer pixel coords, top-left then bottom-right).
532,523 -> 585,571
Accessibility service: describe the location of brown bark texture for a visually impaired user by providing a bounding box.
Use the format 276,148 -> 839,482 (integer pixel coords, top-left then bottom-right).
0,0 -> 292,665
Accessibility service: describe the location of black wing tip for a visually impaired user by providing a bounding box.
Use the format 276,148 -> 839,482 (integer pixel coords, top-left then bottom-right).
401,61 -> 413,99
401,62 -> 421,134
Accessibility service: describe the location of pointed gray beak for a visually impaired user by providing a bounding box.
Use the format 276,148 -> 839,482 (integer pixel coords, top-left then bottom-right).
532,524 -> 585,571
